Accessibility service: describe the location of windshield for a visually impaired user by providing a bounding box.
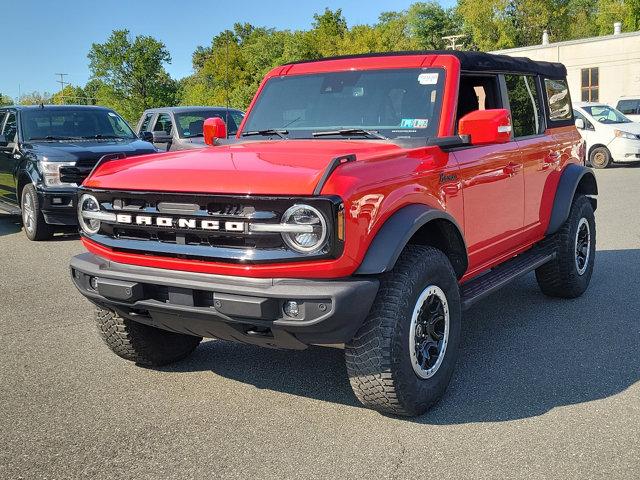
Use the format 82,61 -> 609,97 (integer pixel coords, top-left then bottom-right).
242,68 -> 445,140
20,109 -> 136,141
174,110 -> 243,138
582,105 -> 631,124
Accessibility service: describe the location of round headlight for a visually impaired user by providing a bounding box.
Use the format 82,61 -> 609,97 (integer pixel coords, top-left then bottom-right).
281,204 -> 328,253
78,194 -> 101,234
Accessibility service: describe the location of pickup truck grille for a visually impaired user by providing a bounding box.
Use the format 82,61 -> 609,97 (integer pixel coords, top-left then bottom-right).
81,189 -> 343,264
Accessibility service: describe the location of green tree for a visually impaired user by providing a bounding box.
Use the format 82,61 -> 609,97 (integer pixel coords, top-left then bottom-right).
88,29 -> 177,122
407,2 -> 459,49
19,91 -> 52,105
51,85 -> 91,105
0,93 -> 13,106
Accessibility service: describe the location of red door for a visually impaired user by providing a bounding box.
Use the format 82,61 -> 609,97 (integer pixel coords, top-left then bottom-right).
453,143 -> 524,273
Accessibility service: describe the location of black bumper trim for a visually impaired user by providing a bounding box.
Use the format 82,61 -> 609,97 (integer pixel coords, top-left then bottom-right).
70,253 -> 379,349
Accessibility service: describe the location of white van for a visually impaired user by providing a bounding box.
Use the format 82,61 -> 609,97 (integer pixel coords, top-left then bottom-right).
573,102 -> 640,168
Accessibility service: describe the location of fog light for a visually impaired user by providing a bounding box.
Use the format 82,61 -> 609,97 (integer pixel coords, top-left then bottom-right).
284,301 -> 300,317
89,277 -> 98,290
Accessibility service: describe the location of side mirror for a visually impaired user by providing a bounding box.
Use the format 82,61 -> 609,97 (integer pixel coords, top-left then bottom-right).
575,118 -> 585,130
0,134 -> 7,147
458,108 -> 512,145
203,117 -> 227,145
152,131 -> 172,143
140,131 -> 153,142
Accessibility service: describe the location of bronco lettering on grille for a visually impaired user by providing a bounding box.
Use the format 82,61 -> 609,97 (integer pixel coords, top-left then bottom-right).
116,215 -> 246,232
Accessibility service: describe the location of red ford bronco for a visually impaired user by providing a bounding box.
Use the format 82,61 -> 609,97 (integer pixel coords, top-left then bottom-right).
70,51 -> 597,416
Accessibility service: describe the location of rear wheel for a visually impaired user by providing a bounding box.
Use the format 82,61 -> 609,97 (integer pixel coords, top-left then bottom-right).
95,306 -> 202,366
536,195 -> 595,298
21,184 -> 51,241
345,245 -> 461,416
589,146 -> 611,169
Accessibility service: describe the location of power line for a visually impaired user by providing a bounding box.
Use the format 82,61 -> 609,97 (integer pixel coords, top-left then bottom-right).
55,73 -> 70,92
442,34 -> 466,50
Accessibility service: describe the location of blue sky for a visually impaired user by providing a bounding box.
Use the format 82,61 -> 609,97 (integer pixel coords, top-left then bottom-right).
1,0 -> 454,100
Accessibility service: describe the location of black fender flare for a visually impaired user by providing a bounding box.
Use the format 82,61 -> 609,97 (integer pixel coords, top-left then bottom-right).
354,204 -> 468,278
546,164 -> 598,235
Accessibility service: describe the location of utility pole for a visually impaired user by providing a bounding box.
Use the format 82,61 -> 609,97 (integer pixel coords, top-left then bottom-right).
442,34 -> 466,50
55,73 -> 69,104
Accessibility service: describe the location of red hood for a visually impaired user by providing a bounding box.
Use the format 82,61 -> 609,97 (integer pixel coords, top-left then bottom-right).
83,140 -> 404,195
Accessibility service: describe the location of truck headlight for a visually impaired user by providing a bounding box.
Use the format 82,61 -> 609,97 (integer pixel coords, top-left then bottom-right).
38,160 -> 77,187
78,194 -> 103,234
280,204 -> 328,253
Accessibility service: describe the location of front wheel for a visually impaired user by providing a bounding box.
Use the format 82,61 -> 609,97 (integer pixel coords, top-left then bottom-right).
536,195 -> 596,298
95,307 -> 202,366
345,245 -> 461,416
589,146 -> 611,169
21,184 -> 51,241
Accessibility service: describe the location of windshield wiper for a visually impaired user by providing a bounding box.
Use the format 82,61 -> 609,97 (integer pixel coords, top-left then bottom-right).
242,129 -> 288,139
312,129 -> 388,140
82,134 -> 126,139
29,135 -> 81,141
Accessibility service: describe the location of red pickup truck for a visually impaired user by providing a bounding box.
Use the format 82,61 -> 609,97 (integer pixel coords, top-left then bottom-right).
70,51 -> 597,416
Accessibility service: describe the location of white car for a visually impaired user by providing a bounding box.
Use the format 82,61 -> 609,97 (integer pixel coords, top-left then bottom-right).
573,102 -> 640,168
615,97 -> 640,122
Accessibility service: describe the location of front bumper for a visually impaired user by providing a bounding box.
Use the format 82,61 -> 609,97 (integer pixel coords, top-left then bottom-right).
608,138 -> 640,163
70,253 -> 379,349
37,186 -> 77,226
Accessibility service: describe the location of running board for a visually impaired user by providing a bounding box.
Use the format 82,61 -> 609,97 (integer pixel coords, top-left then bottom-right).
460,247 -> 556,310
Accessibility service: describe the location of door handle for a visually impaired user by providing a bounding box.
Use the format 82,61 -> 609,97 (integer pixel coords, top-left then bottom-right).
503,162 -> 521,177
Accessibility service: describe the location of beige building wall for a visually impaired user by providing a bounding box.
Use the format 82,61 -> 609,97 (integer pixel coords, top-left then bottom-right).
491,31 -> 640,107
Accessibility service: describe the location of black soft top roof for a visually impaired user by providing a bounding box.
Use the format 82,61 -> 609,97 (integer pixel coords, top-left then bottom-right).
285,50 -> 567,79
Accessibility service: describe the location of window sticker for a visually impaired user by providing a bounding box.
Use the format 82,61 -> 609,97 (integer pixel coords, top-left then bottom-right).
108,112 -> 117,117
418,72 -> 439,85
400,118 -> 429,128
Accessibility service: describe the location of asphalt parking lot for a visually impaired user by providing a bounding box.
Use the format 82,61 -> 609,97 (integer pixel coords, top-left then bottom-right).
1,167 -> 638,480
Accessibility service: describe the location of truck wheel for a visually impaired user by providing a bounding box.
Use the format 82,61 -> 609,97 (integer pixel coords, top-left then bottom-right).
536,195 -> 595,298
21,184 -> 52,241
589,146 -> 611,169
95,306 -> 202,366
345,245 -> 461,416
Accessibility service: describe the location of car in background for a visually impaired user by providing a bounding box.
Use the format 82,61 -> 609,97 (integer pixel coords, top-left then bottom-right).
573,102 -> 640,168
136,106 -> 244,151
0,105 -> 156,240
615,96 -> 640,122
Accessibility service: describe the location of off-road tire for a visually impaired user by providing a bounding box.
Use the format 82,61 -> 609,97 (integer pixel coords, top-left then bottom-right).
95,306 -> 202,366
345,245 -> 462,416
21,184 -> 52,241
535,195 -> 595,298
589,146 -> 611,169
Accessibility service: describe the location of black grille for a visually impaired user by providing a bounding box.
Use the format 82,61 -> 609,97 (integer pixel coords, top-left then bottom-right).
80,189 -> 344,264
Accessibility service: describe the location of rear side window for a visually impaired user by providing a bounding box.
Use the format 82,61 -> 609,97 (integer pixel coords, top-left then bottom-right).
617,99 -> 639,115
505,74 -> 543,138
544,79 -> 572,121
138,113 -> 153,134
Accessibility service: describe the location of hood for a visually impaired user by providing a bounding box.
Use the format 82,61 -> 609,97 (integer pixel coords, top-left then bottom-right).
26,139 -> 157,163
612,122 -> 640,135
84,140 -> 405,195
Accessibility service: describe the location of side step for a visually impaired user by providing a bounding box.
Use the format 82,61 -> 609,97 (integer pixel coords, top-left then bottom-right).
460,247 -> 556,310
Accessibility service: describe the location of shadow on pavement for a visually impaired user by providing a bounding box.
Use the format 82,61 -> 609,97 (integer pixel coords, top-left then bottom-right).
161,248 -> 640,422
0,214 -> 79,240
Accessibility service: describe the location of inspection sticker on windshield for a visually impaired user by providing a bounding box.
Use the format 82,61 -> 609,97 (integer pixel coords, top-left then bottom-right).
401,118 -> 429,128
418,72 -> 439,85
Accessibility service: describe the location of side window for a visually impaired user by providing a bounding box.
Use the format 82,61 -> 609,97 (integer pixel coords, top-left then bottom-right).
573,110 -> 594,130
617,100 -> 639,115
2,112 -> 17,142
455,75 -> 502,125
138,113 -> 153,134
153,113 -> 173,134
581,67 -> 599,102
505,74 -> 543,138
544,79 -> 572,121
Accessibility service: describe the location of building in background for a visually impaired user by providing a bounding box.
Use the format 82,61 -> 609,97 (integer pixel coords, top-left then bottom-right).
492,23 -> 640,107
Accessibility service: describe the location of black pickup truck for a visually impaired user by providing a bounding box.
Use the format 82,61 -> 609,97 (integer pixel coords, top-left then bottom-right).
0,105 -> 156,240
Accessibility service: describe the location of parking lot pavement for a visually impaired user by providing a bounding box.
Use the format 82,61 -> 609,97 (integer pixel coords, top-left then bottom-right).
1,167 -> 639,480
